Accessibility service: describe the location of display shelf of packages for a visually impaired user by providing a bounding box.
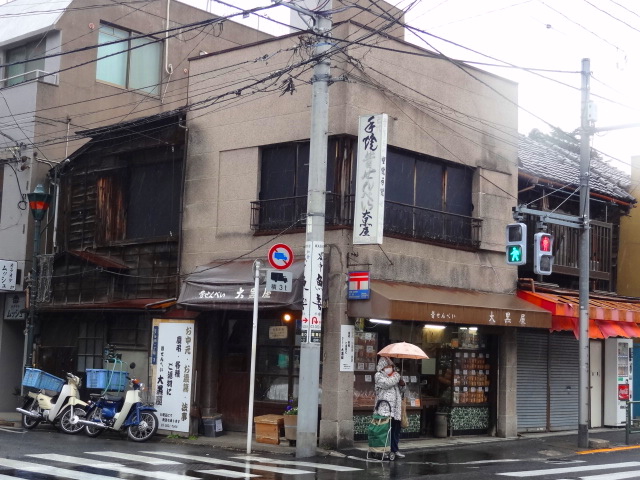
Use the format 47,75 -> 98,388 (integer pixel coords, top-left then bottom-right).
452,350 -> 490,406
22,368 -> 65,393
354,331 -> 378,371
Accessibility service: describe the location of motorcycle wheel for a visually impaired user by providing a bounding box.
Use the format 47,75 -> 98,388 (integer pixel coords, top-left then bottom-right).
58,407 -> 86,434
84,408 -> 105,438
127,411 -> 158,442
21,398 -> 41,430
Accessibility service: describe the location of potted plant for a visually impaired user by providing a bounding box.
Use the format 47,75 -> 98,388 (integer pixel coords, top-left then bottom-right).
283,403 -> 298,441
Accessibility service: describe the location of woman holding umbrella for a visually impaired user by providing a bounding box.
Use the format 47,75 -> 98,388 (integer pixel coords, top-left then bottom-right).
374,356 -> 406,458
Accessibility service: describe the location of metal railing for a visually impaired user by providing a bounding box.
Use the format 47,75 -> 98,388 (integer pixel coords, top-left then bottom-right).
626,401 -> 640,445
251,194 -> 481,248
2,69 -> 58,87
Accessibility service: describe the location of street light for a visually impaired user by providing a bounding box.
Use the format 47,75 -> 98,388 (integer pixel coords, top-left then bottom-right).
25,184 -> 52,368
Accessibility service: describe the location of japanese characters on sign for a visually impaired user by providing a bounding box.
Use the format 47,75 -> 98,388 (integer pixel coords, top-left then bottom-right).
3,293 -> 25,320
0,260 -> 18,291
353,114 -> 388,245
301,240 -> 323,343
340,325 -> 355,372
153,321 -> 194,433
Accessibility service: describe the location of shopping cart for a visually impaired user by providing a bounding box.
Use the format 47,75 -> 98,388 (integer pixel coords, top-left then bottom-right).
367,400 -> 395,461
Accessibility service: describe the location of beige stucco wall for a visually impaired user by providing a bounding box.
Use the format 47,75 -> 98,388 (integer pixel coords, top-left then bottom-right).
184,11 -> 519,447
618,156 -> 640,296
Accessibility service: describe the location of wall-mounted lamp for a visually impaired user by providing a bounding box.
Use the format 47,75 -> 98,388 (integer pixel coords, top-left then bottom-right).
423,324 -> 446,330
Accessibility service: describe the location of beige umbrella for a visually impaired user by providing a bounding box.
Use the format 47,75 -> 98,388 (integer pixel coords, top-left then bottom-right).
378,342 -> 428,359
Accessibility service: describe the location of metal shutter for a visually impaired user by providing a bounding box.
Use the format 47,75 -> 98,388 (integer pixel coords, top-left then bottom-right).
517,330 -> 549,432
549,333 -> 579,431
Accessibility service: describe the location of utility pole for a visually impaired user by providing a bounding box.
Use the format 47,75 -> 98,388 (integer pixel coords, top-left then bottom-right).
277,1 -> 332,458
578,57 -> 591,449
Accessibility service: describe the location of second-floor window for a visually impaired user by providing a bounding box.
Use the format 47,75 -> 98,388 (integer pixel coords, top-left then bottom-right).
5,39 -> 45,86
96,23 -> 161,95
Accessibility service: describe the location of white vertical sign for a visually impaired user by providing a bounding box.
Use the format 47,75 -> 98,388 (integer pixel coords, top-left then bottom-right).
301,240 -> 323,343
353,114 -> 388,245
0,260 -> 18,291
340,325 -> 355,372
153,321 -> 194,433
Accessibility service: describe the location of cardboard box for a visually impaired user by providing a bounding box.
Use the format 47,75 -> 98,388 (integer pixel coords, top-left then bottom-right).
254,414 -> 284,445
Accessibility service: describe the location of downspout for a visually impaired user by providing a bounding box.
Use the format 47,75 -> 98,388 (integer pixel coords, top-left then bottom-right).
163,0 -> 174,104
177,115 -> 187,299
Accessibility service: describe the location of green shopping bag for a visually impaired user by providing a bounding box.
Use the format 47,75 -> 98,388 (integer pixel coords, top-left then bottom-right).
368,413 -> 391,448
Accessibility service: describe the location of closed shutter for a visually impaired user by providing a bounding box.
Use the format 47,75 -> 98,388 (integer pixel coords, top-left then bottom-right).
517,330 -> 548,432
549,333 -> 579,431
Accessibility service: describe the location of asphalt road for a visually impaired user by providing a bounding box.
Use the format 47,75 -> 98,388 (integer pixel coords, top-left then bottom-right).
2,423 -> 640,479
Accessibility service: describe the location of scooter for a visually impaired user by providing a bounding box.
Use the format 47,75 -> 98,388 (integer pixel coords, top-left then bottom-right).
16,372 -> 88,434
76,361 -> 158,442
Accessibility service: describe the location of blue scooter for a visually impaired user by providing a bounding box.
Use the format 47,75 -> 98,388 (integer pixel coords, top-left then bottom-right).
76,359 -> 158,442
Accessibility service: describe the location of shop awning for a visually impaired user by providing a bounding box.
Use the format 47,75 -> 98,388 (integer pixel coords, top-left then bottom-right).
177,258 -> 304,311
518,290 -> 640,339
347,280 -> 552,328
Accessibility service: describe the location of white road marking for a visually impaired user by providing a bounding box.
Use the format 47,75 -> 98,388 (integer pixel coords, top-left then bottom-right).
142,451 -> 314,475
232,455 -> 362,472
197,469 -> 261,478
580,470 -> 640,480
0,457 -> 117,480
27,453 -> 201,480
498,461 -> 640,477
86,451 -> 182,465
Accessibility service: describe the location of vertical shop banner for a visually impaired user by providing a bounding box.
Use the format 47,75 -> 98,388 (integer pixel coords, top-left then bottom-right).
3,293 -> 25,320
353,114 -> 388,245
153,321 -> 194,433
301,240 -> 324,343
340,325 -> 355,372
0,260 -> 18,291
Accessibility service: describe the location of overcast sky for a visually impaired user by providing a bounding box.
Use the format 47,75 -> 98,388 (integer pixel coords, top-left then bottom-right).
196,0 -> 640,175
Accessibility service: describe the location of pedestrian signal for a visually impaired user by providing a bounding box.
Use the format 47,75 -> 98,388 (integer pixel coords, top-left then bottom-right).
505,223 -> 527,265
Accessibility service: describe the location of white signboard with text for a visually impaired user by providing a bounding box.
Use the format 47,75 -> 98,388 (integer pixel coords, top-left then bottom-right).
340,325 -> 355,372
153,320 -> 194,433
353,114 -> 388,245
0,260 -> 18,291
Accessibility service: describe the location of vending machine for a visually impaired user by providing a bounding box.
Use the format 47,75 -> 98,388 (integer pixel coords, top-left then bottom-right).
604,338 -> 633,426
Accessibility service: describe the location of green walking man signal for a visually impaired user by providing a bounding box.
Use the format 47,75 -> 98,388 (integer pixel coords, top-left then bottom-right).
505,223 -> 527,265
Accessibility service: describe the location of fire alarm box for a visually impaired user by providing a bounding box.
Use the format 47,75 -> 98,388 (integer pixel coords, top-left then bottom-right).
618,384 -> 630,401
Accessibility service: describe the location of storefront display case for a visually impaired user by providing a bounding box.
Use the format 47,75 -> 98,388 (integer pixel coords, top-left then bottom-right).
437,327 -> 492,434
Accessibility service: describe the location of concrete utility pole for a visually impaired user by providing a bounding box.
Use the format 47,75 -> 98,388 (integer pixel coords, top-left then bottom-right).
578,57 -> 591,449
277,1 -> 332,458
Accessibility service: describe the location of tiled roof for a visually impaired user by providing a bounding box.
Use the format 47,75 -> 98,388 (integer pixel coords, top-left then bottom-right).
518,134 -> 635,203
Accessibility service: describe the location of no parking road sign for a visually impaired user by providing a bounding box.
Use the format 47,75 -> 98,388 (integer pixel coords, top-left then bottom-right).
268,243 -> 294,270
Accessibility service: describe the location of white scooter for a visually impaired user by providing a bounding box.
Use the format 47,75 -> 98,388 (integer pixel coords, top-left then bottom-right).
17,372 -> 88,434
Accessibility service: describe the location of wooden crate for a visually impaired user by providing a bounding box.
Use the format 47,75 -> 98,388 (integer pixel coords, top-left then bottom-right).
254,414 -> 284,445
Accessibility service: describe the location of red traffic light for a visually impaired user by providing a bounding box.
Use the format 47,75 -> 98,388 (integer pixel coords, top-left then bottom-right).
539,234 -> 551,252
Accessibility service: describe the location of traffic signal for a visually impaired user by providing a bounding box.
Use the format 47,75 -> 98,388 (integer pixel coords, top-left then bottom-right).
506,223 -> 527,265
534,232 -> 553,275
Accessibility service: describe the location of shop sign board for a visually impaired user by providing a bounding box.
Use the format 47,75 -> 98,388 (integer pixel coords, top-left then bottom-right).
269,326 -> 288,340
3,293 -> 25,320
353,113 -> 388,245
301,240 -> 323,343
153,320 -> 194,433
0,260 -> 18,291
348,271 -> 370,300
340,325 -> 355,372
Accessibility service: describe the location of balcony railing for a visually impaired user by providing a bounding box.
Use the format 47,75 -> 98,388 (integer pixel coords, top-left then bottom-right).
251,195 -> 482,248
2,69 -> 58,87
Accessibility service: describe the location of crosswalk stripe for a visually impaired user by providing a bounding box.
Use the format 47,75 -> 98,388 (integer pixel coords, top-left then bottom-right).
231,455 -> 362,472
197,469 -> 261,478
141,451 -> 314,475
27,454 -> 202,480
498,461 -> 640,477
581,471 -> 640,480
86,451 -> 182,465
0,458 -> 117,480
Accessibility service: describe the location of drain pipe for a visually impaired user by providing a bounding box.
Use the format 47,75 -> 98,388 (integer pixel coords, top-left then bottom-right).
164,0 -> 174,76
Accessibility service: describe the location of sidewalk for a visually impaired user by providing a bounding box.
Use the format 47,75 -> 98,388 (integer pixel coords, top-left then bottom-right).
3,410 -> 637,458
